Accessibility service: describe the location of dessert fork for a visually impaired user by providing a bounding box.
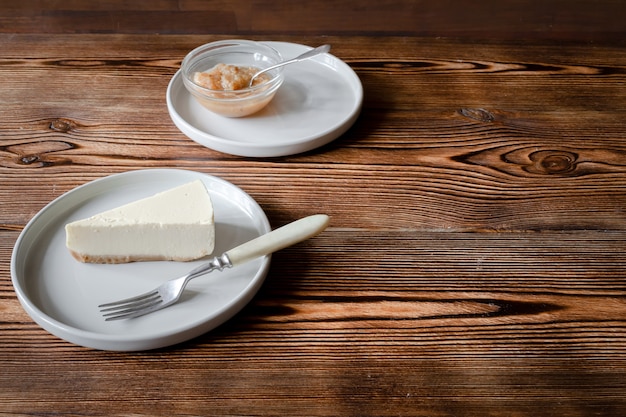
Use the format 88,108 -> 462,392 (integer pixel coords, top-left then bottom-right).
99,214 -> 329,321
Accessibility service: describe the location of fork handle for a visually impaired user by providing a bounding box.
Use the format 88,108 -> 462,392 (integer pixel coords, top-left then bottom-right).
226,214 -> 330,266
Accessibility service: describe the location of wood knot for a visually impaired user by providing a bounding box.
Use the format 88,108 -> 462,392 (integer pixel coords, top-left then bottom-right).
20,155 -> 40,165
9,140 -> 77,168
527,150 -> 578,175
49,118 -> 76,133
458,108 -> 495,123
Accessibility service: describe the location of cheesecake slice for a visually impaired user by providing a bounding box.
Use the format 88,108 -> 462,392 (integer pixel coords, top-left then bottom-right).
65,180 -> 215,264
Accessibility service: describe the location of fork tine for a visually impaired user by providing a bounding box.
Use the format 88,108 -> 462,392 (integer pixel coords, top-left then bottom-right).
98,290 -> 159,309
100,294 -> 161,315
99,289 -> 163,322
103,297 -> 164,321
99,292 -> 160,312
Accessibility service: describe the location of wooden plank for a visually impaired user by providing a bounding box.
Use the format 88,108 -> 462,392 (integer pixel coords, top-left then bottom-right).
2,229 -> 626,415
0,0 -> 624,41
2,35 -> 626,231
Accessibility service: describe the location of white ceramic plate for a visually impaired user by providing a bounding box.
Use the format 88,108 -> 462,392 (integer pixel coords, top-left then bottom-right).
11,169 -> 271,351
167,41 -> 363,157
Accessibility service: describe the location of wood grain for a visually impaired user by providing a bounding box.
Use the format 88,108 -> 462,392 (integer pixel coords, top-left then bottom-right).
1,0 -> 625,42
2,229 -> 626,415
1,3 -> 626,415
2,35 -> 625,231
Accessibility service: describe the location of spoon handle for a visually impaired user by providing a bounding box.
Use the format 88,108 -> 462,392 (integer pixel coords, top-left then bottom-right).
250,44 -> 331,85
290,44 -> 332,62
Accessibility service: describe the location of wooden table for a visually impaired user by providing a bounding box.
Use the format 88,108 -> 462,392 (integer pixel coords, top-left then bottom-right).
2,1 -> 626,415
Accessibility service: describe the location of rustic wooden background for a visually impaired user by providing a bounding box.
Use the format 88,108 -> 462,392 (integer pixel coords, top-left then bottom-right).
1,0 -> 624,41
1,1 -> 626,416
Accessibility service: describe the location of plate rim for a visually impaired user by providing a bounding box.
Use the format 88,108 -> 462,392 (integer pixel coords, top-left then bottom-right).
166,40 -> 363,157
10,168 -> 271,351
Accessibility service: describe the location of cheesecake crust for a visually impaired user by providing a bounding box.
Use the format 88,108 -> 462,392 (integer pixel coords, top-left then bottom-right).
69,250 -> 208,264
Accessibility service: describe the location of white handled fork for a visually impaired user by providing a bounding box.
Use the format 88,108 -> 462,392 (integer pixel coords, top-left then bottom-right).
99,214 -> 329,321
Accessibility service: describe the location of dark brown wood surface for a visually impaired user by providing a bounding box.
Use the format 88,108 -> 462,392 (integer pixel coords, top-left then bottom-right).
2,2 -> 626,416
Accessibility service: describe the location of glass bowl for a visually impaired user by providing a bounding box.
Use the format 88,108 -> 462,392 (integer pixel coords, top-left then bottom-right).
181,40 -> 284,117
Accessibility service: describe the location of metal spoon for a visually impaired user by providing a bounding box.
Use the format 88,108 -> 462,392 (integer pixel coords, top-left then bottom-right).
249,44 -> 331,86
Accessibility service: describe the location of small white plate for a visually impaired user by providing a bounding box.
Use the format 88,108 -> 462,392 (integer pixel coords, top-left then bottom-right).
167,41 -> 363,157
11,169 -> 271,351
